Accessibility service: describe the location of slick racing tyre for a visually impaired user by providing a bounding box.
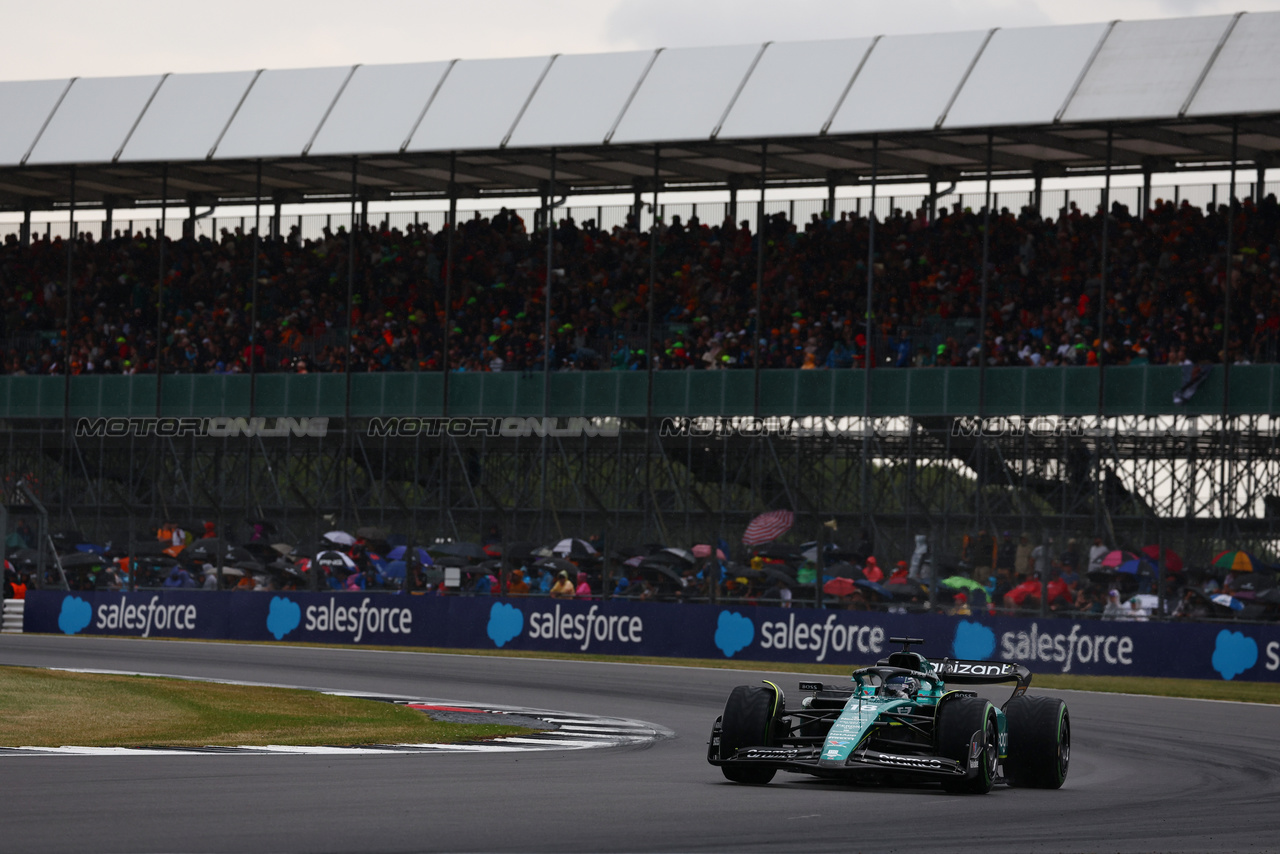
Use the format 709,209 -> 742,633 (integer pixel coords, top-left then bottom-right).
719,684 -> 779,784
936,696 -> 998,794
1003,696 -> 1070,789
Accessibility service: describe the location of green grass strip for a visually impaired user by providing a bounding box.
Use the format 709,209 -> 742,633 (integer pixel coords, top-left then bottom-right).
0,666 -> 536,748
235,641 -> 1280,705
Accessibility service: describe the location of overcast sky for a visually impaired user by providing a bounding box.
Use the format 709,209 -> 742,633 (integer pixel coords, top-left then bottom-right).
3,0 -> 1280,80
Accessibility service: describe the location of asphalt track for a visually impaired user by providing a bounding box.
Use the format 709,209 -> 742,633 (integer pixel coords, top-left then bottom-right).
2,636 -> 1278,853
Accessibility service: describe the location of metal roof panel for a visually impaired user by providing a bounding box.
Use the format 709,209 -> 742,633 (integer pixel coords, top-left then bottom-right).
1187,12 -> 1280,117
406,55 -> 552,153
26,74 -> 164,165
716,38 -> 875,140
118,70 -> 258,163
609,43 -> 763,145
827,29 -> 991,135
308,61 -> 452,156
506,50 -> 654,148
0,78 -> 70,167
1061,16 -> 1236,123
213,66 -> 352,160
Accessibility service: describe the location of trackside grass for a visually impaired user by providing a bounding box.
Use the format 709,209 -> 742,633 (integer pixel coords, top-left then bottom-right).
0,666 -> 536,748
231,641 -> 1280,705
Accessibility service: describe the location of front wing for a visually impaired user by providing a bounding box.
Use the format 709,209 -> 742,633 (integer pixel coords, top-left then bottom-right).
706,717 -> 970,780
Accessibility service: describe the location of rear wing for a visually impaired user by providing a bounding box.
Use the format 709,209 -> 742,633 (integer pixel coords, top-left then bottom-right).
930,659 -> 1031,701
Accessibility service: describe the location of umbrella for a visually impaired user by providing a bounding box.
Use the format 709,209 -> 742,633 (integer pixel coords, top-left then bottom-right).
742,509 -> 794,547
536,556 -> 580,574
692,544 -> 727,560
503,541 -> 538,562
1116,559 -> 1155,576
431,555 -> 471,568
383,560 -> 407,580
1213,550 -> 1261,573
387,546 -> 433,565
430,541 -> 487,560
270,542 -> 295,555
355,526 -> 389,541
823,577 -> 859,597
942,575 -> 985,592
854,579 -> 893,599
1211,593 -> 1245,612
824,561 -> 859,578
8,548 -> 40,564
315,550 -> 356,572
74,543 -> 106,555
623,555 -> 645,568
552,538 -> 597,558
641,550 -> 688,567
636,562 -> 685,586
56,552 -> 107,568
661,547 -> 696,564
322,530 -> 357,546
1101,550 -> 1139,568
1140,545 -> 1184,573
760,567 -> 797,587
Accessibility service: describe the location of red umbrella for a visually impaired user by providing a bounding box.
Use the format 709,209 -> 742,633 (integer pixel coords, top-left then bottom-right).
692,544 -> 726,559
1140,545 -> 1183,573
823,577 -> 858,597
743,510 -> 794,547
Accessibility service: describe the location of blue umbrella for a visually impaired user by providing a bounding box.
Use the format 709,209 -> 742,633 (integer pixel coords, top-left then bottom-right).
1117,559 -> 1155,575
383,559 -> 407,580
387,545 -> 433,565
855,579 -> 893,598
1211,593 -> 1245,612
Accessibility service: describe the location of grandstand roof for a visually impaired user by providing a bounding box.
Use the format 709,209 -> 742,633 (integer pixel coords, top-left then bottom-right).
3,11 -> 1280,211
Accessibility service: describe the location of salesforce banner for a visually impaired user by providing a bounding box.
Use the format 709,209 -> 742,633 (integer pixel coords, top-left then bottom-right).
22,590 -> 1280,683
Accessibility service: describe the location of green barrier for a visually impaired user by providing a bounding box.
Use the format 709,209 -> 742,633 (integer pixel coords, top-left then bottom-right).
2,366 -> 1274,420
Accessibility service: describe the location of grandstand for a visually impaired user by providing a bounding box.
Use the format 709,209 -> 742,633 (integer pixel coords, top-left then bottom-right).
0,12 -> 1278,573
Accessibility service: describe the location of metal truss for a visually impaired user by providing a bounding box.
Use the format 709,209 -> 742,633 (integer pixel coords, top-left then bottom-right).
1,414 -> 1276,564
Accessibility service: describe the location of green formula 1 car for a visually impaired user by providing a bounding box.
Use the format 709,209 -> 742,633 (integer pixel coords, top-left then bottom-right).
707,637 -> 1069,793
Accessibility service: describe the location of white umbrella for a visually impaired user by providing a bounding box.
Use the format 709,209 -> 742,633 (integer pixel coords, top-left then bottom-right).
323,530 -> 357,546
553,538 -> 598,557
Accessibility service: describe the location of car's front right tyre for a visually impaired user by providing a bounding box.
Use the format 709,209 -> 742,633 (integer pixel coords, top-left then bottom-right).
719,684 -> 778,784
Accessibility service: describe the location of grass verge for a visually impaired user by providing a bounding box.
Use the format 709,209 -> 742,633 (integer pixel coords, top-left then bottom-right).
218,641 -> 1280,705
0,666 -> 536,748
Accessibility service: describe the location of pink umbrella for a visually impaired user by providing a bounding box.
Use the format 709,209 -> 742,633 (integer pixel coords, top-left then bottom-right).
742,510 -> 794,547
692,544 -> 727,559
1101,550 -> 1139,568
823,577 -> 858,597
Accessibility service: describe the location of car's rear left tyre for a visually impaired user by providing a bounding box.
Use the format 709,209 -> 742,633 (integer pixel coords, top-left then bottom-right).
1003,696 -> 1070,789
719,684 -> 779,784
935,696 -> 998,794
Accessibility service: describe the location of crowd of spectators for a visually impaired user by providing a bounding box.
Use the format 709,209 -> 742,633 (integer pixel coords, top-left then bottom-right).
3,192 -> 1280,377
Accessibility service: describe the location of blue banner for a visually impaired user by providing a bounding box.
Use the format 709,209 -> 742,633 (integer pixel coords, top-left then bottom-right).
23,590 -> 1280,683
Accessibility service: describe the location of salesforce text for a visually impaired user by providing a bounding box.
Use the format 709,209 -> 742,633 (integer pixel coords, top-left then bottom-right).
527,604 -> 643,652
1001,623 -> 1133,672
303,598 -> 412,643
95,595 -> 197,638
759,614 -> 886,662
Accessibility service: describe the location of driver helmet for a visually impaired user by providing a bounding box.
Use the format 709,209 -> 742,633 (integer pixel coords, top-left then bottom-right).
881,675 -> 918,700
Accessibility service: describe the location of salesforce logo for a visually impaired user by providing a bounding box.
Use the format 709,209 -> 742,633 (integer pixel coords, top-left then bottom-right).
714,611 -> 754,658
1211,630 -> 1258,681
952,621 -> 996,660
58,596 -> 92,635
267,597 -> 302,640
487,602 -> 523,648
